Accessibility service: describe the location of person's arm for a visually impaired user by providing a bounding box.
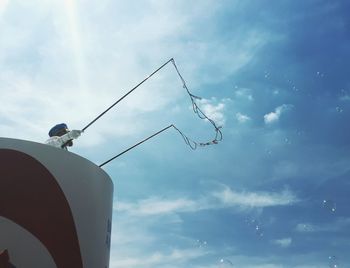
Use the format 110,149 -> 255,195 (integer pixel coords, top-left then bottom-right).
60,130 -> 82,145
45,130 -> 82,148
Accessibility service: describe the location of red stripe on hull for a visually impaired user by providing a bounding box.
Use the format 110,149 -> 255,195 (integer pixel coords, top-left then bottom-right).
0,149 -> 83,267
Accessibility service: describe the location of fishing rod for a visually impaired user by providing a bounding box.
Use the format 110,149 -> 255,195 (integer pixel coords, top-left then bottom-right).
81,58 -> 223,167
82,58 -> 173,132
99,124 -> 173,167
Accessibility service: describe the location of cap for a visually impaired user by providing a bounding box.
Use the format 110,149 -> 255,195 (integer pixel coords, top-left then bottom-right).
48,123 -> 68,137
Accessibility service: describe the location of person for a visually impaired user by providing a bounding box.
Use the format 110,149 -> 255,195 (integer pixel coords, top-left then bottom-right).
45,123 -> 82,150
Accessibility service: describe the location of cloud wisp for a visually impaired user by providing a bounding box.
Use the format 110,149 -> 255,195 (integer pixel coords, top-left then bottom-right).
197,98 -> 227,127
115,185 -> 299,217
264,104 -> 293,124
213,186 -> 298,209
116,197 -> 198,216
272,237 -> 292,248
236,112 -> 251,123
234,88 -> 254,101
295,218 -> 350,233
110,248 -> 205,268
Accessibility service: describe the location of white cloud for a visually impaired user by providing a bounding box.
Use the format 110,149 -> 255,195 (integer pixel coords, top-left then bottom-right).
190,254 -> 324,268
116,185 -> 299,219
264,104 -> 292,124
339,94 -> 350,101
272,237 -> 292,248
198,98 -> 227,126
110,202 -> 209,268
236,112 -> 251,123
213,186 -> 298,208
295,223 -> 318,233
272,161 -> 299,179
235,88 -> 254,101
110,248 -> 204,268
116,197 -> 198,216
0,0 -> 268,148
295,218 -> 350,233
0,0 -> 9,16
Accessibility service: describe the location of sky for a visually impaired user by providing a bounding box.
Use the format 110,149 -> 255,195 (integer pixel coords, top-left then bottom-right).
1,0 -> 350,267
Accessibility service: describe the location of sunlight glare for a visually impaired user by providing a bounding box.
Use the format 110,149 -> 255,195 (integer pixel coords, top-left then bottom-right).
63,0 -> 88,92
0,0 -> 9,17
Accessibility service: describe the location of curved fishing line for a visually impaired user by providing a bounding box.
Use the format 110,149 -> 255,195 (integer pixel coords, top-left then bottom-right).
170,58 -> 223,148
83,58 -> 223,151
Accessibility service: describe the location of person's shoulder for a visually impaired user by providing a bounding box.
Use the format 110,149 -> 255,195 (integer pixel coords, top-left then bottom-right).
45,136 -> 62,147
46,136 -> 60,142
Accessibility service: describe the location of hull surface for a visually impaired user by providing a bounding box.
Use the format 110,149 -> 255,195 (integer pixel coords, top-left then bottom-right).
0,138 -> 113,268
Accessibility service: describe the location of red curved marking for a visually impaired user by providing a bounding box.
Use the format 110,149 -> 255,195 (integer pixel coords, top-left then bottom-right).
0,249 -> 9,267
0,149 -> 83,268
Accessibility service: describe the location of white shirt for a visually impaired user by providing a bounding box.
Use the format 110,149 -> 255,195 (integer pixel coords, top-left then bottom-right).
45,130 -> 81,149
45,132 -> 73,149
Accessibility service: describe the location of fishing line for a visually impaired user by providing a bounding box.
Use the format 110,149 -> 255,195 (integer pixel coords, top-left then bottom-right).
170,58 -> 222,147
83,58 -> 223,161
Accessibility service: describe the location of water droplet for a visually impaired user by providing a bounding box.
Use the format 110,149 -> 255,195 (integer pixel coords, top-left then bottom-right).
328,255 -> 338,268
323,200 -> 336,213
298,223 -> 313,232
292,86 -> 299,92
246,219 -> 264,237
219,258 -> 234,267
316,71 -> 325,77
296,130 -> 303,136
335,107 -> 343,113
284,138 -> 292,145
195,239 -> 208,248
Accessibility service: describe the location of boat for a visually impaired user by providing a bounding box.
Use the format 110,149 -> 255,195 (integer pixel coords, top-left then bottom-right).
0,137 -> 113,268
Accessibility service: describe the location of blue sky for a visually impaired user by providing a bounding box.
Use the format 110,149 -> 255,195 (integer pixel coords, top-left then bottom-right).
1,0 -> 350,267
